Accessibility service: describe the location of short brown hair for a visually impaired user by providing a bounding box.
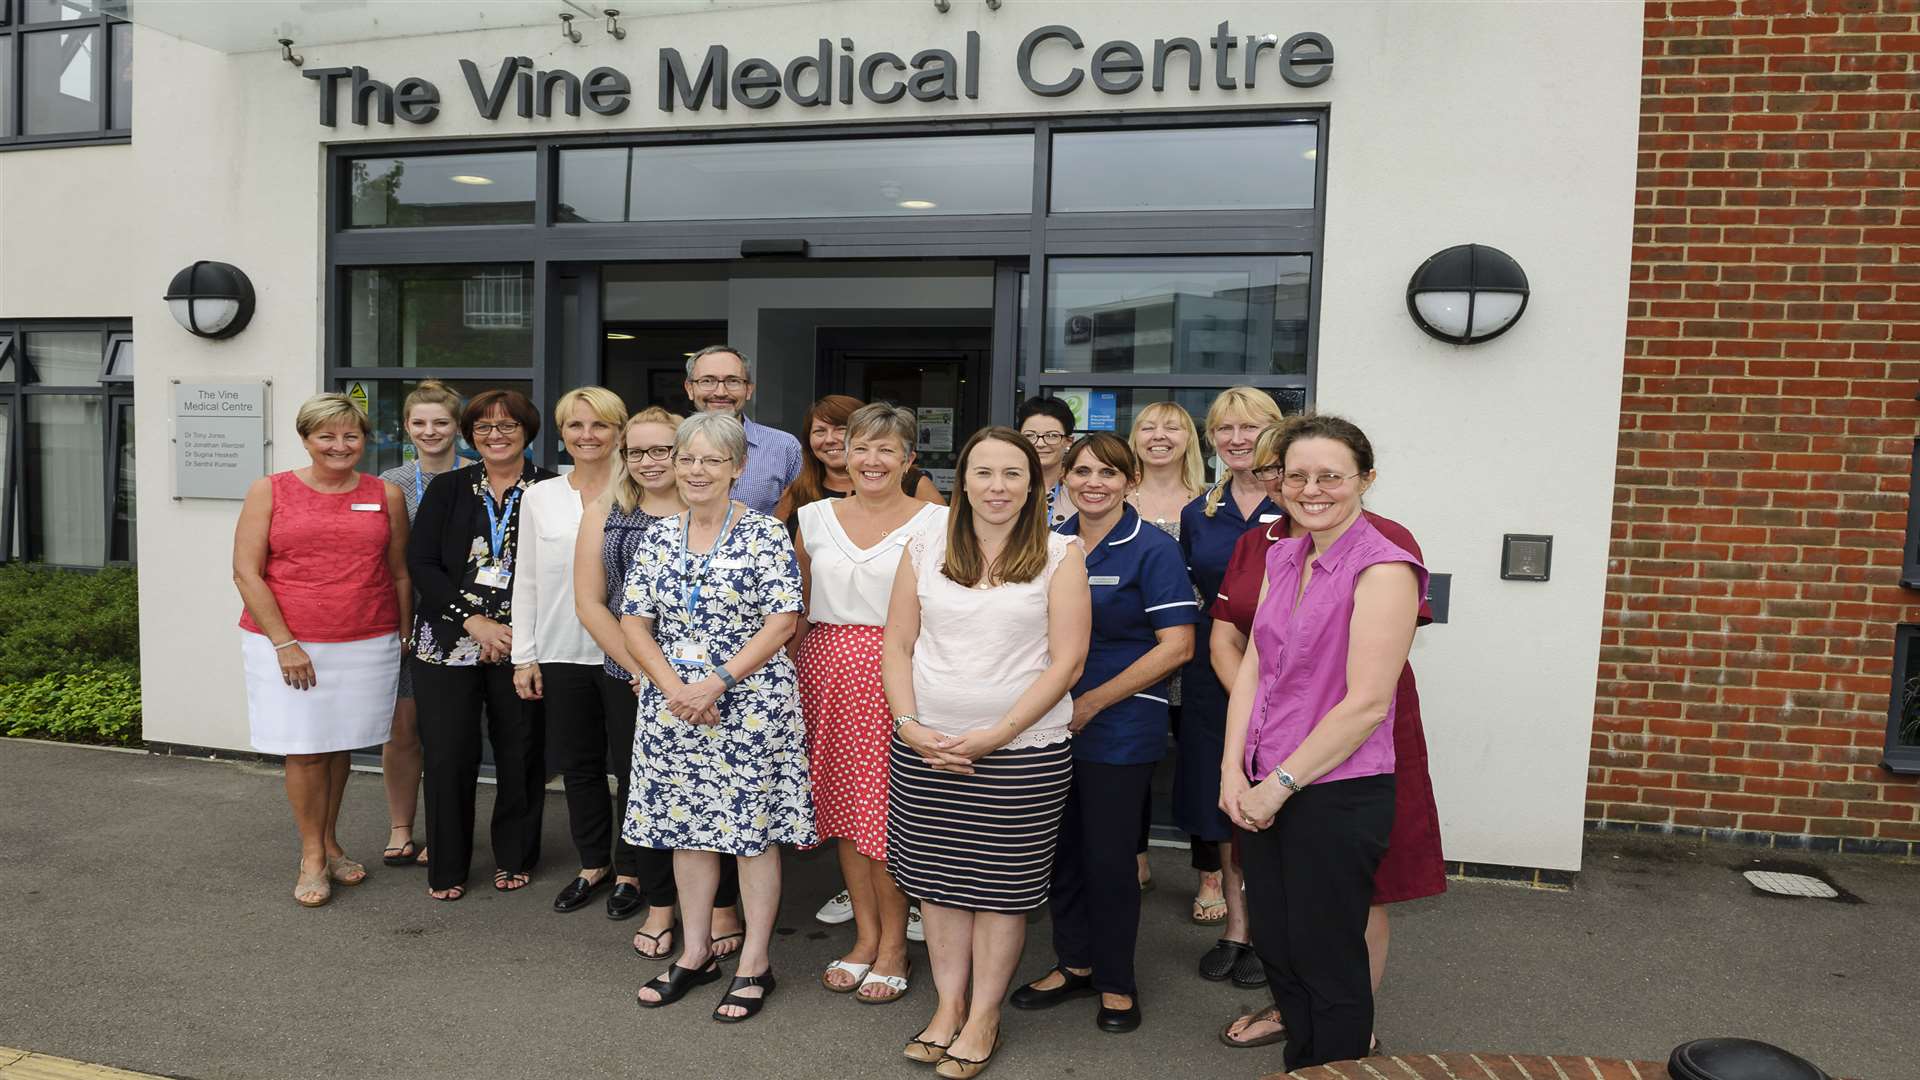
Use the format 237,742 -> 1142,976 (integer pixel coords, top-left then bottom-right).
1063,432 -> 1136,482
462,389 -> 540,445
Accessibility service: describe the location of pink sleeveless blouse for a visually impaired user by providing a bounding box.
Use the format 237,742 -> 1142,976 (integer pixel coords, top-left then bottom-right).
238,471 -> 399,642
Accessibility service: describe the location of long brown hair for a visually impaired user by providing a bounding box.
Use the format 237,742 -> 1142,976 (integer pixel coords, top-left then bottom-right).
785,394 -> 863,512
943,427 -> 1051,588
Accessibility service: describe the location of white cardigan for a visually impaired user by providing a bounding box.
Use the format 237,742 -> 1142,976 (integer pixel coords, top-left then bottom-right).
509,475 -> 602,666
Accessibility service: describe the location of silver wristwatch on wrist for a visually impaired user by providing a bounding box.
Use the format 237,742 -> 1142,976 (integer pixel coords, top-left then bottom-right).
1274,768 -> 1304,795
892,714 -> 917,734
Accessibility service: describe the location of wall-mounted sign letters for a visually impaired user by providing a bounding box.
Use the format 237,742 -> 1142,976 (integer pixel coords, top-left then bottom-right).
173,381 -> 269,500
303,22 -> 1333,128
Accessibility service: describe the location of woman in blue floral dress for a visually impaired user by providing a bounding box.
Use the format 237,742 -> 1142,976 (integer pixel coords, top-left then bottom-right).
620,411 -> 815,1023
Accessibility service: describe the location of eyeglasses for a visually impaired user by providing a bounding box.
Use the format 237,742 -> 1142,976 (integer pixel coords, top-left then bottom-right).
471,422 -> 522,436
1021,430 -> 1069,447
674,454 -> 734,470
621,446 -> 673,463
689,376 -> 750,392
1276,470 -> 1361,492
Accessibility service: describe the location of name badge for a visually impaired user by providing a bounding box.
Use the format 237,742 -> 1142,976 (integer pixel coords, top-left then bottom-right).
667,639 -> 710,668
474,563 -> 511,590
1088,575 -> 1121,586
349,503 -> 382,512
1257,513 -> 1281,523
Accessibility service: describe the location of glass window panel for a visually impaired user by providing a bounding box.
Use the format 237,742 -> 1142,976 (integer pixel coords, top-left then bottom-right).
0,334 -> 14,381
0,402 -> 10,560
346,265 -> 535,368
102,332 -> 132,381
24,0 -> 102,21
557,135 -> 1033,223
110,398 -> 133,562
24,329 -> 102,385
26,393 -> 105,566
23,26 -> 101,136
0,47 -> 13,138
348,152 -> 536,228
1041,257 -> 1310,377
1050,125 -> 1317,213
109,20 -> 129,130
1036,386 -> 1304,442
349,377 -> 530,476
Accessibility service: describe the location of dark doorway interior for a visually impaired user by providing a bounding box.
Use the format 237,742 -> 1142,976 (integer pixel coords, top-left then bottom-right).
816,327 -> 990,490
603,321 -> 727,416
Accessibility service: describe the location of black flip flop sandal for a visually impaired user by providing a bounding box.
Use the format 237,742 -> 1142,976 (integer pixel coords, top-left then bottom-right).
1219,1006 -> 1286,1049
383,840 -> 423,867
632,923 -> 680,960
712,971 -> 777,1023
710,930 -> 745,958
635,958 -> 722,1008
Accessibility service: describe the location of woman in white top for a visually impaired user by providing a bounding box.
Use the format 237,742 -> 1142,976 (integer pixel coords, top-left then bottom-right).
882,426 -> 1090,1079
794,403 -> 946,1004
510,386 -> 637,915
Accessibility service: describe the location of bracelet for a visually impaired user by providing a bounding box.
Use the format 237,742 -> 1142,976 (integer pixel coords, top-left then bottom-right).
272,639 -> 300,652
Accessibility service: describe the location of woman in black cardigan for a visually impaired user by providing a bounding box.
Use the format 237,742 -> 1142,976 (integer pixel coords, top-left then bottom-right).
407,389 -> 558,901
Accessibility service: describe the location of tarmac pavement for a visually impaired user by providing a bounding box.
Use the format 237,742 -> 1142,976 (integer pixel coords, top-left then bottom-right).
0,738 -> 1912,1080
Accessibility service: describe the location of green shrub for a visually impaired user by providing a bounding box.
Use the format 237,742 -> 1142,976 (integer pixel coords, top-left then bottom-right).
0,564 -> 141,744
0,666 -> 142,746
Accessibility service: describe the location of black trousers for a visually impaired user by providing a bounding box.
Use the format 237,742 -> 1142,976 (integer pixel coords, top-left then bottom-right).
413,661 -> 546,892
1240,773 -> 1395,1072
576,666 -> 676,904
1050,759 -> 1156,996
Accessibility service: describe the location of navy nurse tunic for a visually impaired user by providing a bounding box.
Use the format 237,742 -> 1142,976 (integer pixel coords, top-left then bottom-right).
1056,505 -> 1202,765
1174,482 -> 1283,840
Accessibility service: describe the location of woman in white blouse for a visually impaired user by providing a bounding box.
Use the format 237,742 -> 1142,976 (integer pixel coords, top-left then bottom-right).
511,386 -> 638,914
794,403 -> 946,1004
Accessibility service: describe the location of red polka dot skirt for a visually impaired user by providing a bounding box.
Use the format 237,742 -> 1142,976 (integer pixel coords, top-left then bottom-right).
796,622 -> 893,861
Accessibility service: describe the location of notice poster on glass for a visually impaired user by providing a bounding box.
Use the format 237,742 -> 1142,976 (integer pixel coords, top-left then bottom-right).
916,407 -> 954,452
1055,390 -> 1089,430
173,380 -> 269,500
1087,391 -> 1117,431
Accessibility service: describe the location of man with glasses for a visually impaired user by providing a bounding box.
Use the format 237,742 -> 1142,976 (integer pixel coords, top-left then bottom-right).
1017,396 -> 1078,528
682,345 -> 802,515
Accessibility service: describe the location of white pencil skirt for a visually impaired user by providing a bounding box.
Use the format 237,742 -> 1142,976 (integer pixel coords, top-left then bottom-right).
241,630 -> 399,755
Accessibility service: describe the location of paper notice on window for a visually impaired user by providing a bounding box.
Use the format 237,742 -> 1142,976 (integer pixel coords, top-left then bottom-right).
916,407 -> 954,452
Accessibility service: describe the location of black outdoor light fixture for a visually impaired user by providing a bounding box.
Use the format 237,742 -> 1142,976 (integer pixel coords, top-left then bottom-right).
1406,243 -> 1531,345
164,261 -> 257,340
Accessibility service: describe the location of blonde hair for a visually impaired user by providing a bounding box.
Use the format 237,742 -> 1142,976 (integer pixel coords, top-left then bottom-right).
296,392 -> 372,438
403,379 -> 462,426
555,385 -> 629,430
613,407 -> 682,513
1128,401 -> 1205,497
1201,386 -> 1287,517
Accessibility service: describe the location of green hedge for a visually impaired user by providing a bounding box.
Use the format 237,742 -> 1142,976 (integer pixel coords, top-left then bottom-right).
0,564 -> 141,746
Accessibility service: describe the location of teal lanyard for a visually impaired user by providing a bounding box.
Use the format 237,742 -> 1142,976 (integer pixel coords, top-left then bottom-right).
679,502 -> 738,619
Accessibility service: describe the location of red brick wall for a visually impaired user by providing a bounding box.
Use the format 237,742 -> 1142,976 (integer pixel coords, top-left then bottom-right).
1591,0 -> 1920,852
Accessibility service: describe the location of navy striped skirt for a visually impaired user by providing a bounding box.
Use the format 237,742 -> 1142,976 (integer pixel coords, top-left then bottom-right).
886,736 -> 1073,913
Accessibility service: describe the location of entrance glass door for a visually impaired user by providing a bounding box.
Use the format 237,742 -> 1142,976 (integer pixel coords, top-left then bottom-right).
818,328 -> 989,493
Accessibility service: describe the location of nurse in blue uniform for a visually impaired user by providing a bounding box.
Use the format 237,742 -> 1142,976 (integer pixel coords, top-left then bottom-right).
1175,387 -> 1288,985
1011,433 -> 1199,1033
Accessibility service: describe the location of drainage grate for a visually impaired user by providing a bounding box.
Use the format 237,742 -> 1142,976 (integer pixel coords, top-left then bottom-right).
1743,870 -> 1839,898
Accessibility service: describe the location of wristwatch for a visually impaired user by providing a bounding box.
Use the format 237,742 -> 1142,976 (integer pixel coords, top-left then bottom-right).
892,714 -> 917,733
715,667 -> 739,692
1274,768 -> 1304,795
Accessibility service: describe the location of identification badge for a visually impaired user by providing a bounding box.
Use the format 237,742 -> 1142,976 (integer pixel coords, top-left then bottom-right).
1257,513 -> 1281,523
474,563 -> 511,590
1088,575 -> 1121,586
667,639 -> 710,668
349,502 -> 382,512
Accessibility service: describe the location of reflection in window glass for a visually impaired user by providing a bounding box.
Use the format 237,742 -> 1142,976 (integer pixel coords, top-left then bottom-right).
26,394 -> 106,565
0,402 -> 10,560
0,334 -> 14,381
347,265 -> 535,368
557,135 -> 1034,222
109,21 -> 130,129
1050,125 -> 1317,213
349,152 -> 537,227
24,330 -> 102,385
24,27 -> 100,135
24,0 -> 103,21
0,48 -> 12,138
111,400 -> 134,562
350,377 -> 529,475
1041,257 -> 1310,377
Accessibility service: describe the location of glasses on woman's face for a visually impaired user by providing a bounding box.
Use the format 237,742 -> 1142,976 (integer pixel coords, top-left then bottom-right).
674,454 -> 733,470
621,445 -> 673,463
690,376 -> 750,392
1021,430 -> 1068,447
1279,470 -> 1360,492
471,421 -> 522,437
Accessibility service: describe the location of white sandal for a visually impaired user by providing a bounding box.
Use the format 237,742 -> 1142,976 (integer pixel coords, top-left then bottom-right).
820,959 -> 871,993
855,967 -> 911,1004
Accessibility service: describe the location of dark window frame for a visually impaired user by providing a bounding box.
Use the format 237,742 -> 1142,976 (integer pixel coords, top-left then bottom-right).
0,318 -> 134,567
324,107 -> 1327,465
1888,623 -> 1920,775
0,0 -> 131,151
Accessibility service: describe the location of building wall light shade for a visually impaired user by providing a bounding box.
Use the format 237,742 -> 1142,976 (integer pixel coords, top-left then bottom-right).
1405,243 -> 1530,345
164,261 -> 256,340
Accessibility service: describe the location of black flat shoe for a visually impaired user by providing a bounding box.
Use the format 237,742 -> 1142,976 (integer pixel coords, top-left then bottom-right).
605,882 -> 644,920
1096,998 -> 1142,1033
553,874 -> 608,913
1229,946 -> 1268,988
1009,966 -> 1096,1010
712,971 -> 776,1024
635,958 -> 722,1008
1198,939 -> 1253,982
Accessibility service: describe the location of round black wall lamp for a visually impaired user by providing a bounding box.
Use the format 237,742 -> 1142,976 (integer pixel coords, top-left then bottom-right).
164,261 -> 256,339
1405,244 -> 1530,345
